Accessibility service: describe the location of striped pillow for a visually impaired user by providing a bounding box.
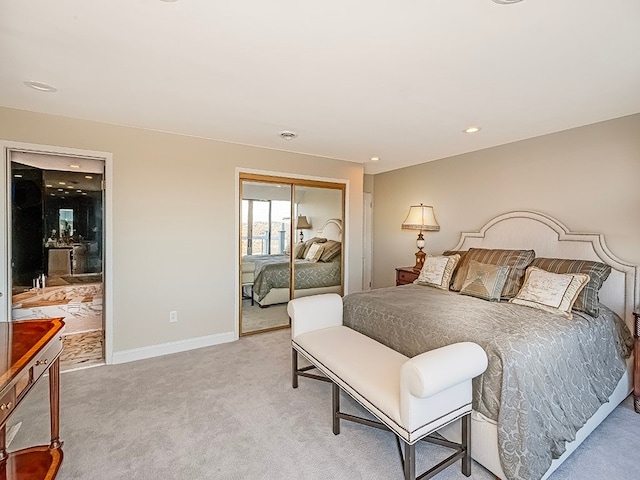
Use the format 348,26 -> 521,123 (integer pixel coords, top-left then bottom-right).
319,240 -> 342,262
530,258 -> 611,317
451,248 -> 536,299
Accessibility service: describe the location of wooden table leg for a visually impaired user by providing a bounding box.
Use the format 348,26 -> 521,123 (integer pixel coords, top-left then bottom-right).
49,357 -> 62,449
0,424 -> 7,462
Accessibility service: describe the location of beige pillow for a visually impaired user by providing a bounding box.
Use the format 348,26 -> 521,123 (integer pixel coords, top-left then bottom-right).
450,248 -> 535,299
301,237 -> 327,258
414,254 -> 460,290
460,260 -> 509,302
509,266 -> 590,318
304,243 -> 325,262
294,243 -> 306,259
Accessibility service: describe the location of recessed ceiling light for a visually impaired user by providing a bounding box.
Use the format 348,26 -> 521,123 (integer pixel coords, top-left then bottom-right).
51,193 -> 56,196
279,131 -> 298,141
14,174 -> 22,178
46,184 -> 53,187
24,81 -> 57,92
492,0 -> 524,4
77,190 -> 82,193
59,181 -> 66,185
370,157 -> 380,162
58,188 -> 64,191
463,126 -> 481,134
64,191 -> 69,194
82,193 -> 87,195
69,164 -> 80,169
161,0 -> 178,2
85,175 -> 93,179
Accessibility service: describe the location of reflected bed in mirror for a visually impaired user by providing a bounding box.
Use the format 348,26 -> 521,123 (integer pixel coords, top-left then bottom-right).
243,219 -> 342,308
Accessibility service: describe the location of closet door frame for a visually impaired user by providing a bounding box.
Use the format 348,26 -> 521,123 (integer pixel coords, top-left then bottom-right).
236,170 -> 347,338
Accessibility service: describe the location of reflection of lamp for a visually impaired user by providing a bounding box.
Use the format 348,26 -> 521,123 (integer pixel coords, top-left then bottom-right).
401,204 -> 440,271
296,215 -> 312,243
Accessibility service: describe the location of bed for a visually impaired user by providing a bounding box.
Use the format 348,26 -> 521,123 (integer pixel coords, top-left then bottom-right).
242,218 -> 343,307
342,211 -> 638,480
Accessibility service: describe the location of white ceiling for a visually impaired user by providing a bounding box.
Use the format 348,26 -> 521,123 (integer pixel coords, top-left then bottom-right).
1,0 -> 639,174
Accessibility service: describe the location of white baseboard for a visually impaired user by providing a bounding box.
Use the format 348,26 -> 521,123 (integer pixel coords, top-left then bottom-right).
111,331 -> 235,364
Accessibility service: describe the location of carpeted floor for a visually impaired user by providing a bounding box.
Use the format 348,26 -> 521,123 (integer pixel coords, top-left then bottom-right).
241,299 -> 289,333
7,329 -> 640,480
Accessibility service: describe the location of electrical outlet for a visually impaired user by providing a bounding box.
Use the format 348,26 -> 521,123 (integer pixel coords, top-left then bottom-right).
169,310 -> 178,323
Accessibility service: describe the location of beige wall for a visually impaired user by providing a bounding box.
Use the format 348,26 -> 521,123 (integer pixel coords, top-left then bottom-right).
373,114 -> 640,289
0,107 -> 364,355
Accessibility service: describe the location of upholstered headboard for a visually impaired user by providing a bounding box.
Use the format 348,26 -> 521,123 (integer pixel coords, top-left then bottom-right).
318,218 -> 343,242
450,210 -> 638,332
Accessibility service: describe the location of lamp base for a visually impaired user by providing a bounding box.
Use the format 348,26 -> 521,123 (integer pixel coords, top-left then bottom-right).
299,230 -> 304,243
413,250 -> 426,272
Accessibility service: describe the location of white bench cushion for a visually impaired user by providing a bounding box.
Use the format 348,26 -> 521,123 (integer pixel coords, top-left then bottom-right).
295,326 -> 408,429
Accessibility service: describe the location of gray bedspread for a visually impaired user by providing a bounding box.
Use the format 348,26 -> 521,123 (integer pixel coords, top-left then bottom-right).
247,255 -> 341,301
343,284 -> 633,480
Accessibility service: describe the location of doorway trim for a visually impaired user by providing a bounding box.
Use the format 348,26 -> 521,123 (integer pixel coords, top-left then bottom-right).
235,167 -> 350,341
1,140 -> 114,364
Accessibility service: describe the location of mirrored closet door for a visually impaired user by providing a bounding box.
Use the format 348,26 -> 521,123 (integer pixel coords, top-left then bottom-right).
239,174 -> 345,336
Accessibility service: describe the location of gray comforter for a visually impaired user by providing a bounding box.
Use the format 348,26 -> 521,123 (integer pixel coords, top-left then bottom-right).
343,284 -> 633,480
247,255 -> 341,301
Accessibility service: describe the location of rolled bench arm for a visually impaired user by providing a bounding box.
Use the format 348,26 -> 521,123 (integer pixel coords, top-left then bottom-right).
288,293 -> 343,338
402,342 -> 488,399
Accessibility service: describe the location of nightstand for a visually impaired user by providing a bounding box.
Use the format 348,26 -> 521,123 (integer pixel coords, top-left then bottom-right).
396,266 -> 420,286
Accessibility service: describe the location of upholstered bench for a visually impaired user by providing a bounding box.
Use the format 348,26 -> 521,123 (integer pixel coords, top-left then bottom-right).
288,293 -> 488,480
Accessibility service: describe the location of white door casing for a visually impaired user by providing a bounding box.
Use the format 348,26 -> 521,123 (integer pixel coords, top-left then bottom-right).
0,140 -> 114,364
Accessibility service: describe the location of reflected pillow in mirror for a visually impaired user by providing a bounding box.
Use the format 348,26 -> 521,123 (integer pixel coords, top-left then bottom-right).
305,243 -> 325,262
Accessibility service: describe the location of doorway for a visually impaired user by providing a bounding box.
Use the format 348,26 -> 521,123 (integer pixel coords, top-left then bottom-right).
239,173 -> 346,336
7,149 -> 106,370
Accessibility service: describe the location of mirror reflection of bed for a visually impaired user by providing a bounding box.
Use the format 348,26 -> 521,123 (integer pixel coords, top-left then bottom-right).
239,177 -> 345,335
241,218 -> 343,334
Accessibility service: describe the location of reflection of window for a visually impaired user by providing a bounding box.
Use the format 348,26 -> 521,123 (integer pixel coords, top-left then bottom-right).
242,199 -> 290,255
59,209 -> 74,237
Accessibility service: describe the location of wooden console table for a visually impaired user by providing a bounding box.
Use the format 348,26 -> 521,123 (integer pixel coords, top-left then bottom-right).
0,318 -> 65,480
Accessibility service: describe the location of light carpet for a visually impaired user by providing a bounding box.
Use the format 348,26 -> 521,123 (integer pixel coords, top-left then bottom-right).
241,299 -> 289,333
7,329 -> 640,479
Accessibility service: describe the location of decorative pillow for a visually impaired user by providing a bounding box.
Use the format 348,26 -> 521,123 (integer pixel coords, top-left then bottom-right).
530,258 -> 611,317
442,250 -> 468,287
414,254 -> 460,290
294,243 -> 306,259
319,240 -> 342,262
450,248 -> 536,299
460,260 -> 510,302
304,243 -> 325,262
301,237 -> 327,258
509,266 -> 590,318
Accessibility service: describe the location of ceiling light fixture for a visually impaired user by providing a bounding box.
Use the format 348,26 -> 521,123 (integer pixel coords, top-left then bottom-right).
24,81 -> 57,92
14,174 -> 22,178
85,175 -> 93,179
279,131 -> 298,141
492,0 -> 524,4
69,164 -> 80,169
370,157 -> 380,162
59,181 -> 66,185
463,126 -> 481,134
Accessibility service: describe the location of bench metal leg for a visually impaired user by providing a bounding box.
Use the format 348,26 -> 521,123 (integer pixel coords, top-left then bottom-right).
332,382 -> 341,435
404,442 -> 416,480
462,414 -> 471,476
292,348 -> 299,389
